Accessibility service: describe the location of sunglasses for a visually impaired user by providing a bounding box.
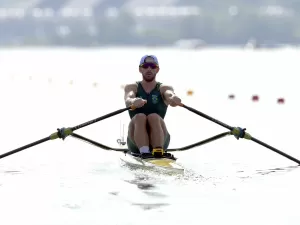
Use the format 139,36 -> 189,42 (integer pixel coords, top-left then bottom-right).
140,63 -> 158,69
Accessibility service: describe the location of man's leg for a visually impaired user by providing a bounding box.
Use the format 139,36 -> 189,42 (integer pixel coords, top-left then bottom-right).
163,131 -> 171,150
147,113 -> 168,149
128,113 -> 150,153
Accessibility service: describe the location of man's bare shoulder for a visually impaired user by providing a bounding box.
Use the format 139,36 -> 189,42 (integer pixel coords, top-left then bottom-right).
159,84 -> 174,93
124,83 -> 138,92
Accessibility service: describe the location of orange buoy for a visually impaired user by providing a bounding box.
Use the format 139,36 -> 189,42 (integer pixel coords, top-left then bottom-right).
187,89 -> 194,96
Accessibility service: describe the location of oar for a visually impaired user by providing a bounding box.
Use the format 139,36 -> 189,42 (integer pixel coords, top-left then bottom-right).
0,106 -> 134,160
180,104 -> 300,165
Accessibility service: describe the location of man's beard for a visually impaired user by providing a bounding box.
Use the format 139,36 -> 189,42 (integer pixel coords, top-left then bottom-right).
143,74 -> 156,82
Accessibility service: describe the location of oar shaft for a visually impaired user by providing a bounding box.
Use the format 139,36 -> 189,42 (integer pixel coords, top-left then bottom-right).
251,137 -> 300,164
181,104 -> 233,130
1,106 -> 134,161
0,137 -> 50,159
181,104 -> 300,165
71,106 -> 132,131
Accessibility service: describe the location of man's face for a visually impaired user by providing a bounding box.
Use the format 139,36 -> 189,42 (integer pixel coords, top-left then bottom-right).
139,57 -> 160,82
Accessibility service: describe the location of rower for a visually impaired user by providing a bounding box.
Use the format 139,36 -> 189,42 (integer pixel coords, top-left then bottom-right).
123,55 -> 182,159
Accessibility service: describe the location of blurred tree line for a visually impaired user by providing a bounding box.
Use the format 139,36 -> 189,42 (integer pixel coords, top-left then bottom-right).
0,3 -> 300,47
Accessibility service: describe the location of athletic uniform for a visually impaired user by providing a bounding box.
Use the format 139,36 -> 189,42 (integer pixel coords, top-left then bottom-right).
127,81 -> 170,154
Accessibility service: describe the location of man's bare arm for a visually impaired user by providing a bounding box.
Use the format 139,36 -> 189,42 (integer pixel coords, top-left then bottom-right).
124,83 -> 138,107
160,85 -> 176,104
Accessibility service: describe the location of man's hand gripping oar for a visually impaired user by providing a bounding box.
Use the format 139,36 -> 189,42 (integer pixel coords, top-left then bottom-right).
0,106 -> 136,160
179,103 -> 300,165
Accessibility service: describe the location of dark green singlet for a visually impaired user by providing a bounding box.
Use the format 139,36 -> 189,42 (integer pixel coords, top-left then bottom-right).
127,81 -> 170,153
128,81 -> 168,119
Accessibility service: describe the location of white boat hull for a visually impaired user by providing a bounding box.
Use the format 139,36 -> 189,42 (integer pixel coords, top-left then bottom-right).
120,153 -> 184,173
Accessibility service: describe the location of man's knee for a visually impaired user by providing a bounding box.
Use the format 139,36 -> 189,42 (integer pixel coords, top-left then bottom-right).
133,113 -> 147,123
147,113 -> 161,124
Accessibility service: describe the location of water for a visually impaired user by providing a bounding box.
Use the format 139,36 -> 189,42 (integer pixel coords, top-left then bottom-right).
0,47 -> 300,225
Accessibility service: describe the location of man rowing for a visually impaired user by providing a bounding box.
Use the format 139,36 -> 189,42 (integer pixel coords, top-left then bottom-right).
124,55 -> 182,158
